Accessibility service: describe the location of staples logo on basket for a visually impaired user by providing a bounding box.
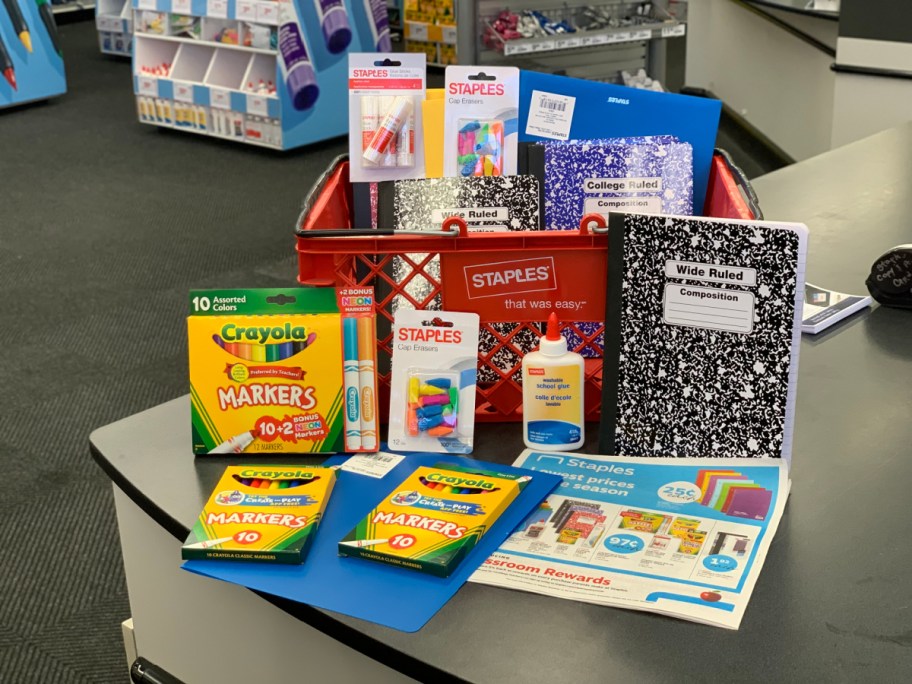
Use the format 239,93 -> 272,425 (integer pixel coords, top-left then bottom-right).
464,257 -> 557,299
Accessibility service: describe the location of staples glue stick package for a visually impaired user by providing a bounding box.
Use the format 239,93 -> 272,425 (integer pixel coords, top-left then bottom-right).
443,66 -> 520,177
349,53 -> 426,182
388,311 -> 480,454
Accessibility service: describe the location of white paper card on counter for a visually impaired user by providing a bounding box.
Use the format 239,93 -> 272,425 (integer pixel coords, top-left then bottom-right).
341,452 -> 405,478
525,90 -> 575,141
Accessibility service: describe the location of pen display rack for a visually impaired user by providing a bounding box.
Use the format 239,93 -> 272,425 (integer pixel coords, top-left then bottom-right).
0,0 -> 66,108
97,0 -> 134,56
294,152 -> 761,422
131,0 -> 391,150
455,0 -> 683,81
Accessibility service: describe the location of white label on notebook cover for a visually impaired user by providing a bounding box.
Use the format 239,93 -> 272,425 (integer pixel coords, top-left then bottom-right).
525,90 -> 575,140
663,284 -> 755,334
431,207 -> 509,223
584,177 -> 662,193
585,196 -> 662,214
665,260 -> 758,287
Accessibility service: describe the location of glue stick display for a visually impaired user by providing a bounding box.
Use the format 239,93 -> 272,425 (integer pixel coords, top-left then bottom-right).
348,53 -> 426,182
278,0 -> 320,110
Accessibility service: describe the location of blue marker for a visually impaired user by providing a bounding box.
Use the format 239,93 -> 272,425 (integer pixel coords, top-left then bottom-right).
343,318 -> 361,451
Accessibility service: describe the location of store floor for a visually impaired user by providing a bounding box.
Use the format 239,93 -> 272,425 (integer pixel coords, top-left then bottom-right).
0,19 -> 786,683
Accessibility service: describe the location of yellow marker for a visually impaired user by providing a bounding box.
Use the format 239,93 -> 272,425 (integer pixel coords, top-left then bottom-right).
20,32 -> 32,53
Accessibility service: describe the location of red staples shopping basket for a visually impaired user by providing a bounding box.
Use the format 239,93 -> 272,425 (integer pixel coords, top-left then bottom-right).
295,151 -> 762,423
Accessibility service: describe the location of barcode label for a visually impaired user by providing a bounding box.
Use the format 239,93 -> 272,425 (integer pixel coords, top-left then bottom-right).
525,89 -> 576,141
540,98 -> 567,112
341,451 -> 404,478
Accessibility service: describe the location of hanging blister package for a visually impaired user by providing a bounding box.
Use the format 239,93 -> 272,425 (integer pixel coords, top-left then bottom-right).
443,66 -> 520,177
388,310 -> 480,454
349,53 -> 426,182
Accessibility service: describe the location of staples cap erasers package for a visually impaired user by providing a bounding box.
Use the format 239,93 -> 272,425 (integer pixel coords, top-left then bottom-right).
349,53 -> 426,182
444,66 -> 520,178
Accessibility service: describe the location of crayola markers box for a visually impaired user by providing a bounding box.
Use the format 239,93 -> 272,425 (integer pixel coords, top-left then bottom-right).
188,288 -> 378,455
339,464 -> 526,576
182,465 -> 336,564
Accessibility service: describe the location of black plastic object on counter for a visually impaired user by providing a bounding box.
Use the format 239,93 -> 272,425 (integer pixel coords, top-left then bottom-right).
866,245 -> 912,309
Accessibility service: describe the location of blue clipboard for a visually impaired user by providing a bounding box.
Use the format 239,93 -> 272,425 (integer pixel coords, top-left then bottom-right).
182,451 -> 561,632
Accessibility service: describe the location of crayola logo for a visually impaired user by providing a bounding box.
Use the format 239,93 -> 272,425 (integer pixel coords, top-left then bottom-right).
426,472 -> 495,490
240,469 -> 315,479
221,323 -> 308,344
346,386 -> 359,421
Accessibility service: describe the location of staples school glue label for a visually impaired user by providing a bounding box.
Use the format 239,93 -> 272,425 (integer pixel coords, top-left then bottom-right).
521,312 -> 584,450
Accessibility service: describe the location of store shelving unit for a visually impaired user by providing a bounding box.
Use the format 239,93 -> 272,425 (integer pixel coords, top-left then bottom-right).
96,0 -> 133,55
453,0 -> 684,81
52,0 -> 95,14
403,0 -> 455,66
130,0 -> 380,150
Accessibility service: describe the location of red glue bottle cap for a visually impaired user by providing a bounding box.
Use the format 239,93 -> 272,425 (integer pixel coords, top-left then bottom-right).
539,312 -> 568,357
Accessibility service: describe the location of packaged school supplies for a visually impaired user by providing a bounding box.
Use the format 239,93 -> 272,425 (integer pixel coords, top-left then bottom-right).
378,175 -> 541,232
518,71 -> 721,212
542,137 -> 693,229
444,66 -> 520,177
387,310 -> 480,454
339,464 -> 526,576
348,53 -> 426,182
187,287 -> 378,455
599,213 -> 808,462
182,465 -> 337,564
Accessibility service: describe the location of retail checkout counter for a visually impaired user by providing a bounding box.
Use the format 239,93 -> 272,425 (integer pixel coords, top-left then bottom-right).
93,123 -> 912,683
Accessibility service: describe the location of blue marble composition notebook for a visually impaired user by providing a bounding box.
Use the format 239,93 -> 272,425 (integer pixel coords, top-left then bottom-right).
543,138 -> 693,230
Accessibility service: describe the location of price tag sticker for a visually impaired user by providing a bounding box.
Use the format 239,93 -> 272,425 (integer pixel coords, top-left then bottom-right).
174,82 -> 194,103
210,87 -> 231,109
256,1 -> 278,24
137,0 -> 156,10
341,452 -> 405,479
631,29 -> 652,41
408,22 -> 428,42
172,0 -> 192,14
504,42 -> 532,56
607,31 -> 632,44
247,94 -> 268,116
441,25 -> 457,44
557,36 -> 583,49
236,0 -> 257,20
583,33 -> 608,47
532,39 -> 556,52
98,16 -> 121,32
662,23 -> 686,38
137,76 -> 159,97
207,0 -> 228,19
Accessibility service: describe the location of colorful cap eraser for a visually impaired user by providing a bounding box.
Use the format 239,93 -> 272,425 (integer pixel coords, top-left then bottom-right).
420,393 -> 449,407
428,425 -> 454,436
416,404 -> 443,419
419,384 -> 446,396
418,414 -> 444,431
409,376 -> 420,404
427,378 -> 451,389
408,408 -> 419,436
448,387 -> 458,411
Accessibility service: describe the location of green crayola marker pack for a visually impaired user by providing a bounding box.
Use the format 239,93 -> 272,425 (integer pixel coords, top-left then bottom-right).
187,287 -> 378,455
339,464 -> 528,576
182,465 -> 337,564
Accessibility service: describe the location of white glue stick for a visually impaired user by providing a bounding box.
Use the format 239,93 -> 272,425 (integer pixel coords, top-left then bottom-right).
363,95 -> 412,165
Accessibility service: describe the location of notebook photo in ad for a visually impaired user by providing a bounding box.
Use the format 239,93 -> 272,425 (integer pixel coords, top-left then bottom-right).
600,213 -> 808,463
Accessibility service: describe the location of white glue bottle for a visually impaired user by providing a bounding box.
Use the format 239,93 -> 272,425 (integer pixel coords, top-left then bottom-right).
521,312 -> 585,451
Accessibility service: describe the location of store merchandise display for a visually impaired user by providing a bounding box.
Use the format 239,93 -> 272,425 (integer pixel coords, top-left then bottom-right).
96,0 -> 133,56
131,0 -> 391,149
403,0 -> 455,66
0,0 -> 66,107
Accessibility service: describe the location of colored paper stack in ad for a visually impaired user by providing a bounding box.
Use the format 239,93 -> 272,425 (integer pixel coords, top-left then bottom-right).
695,469 -> 773,521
